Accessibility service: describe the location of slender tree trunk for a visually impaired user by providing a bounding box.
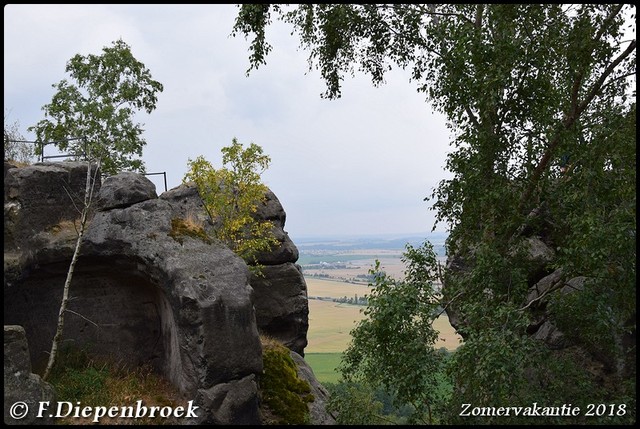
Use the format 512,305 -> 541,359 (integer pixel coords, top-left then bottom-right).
42,159 -> 100,381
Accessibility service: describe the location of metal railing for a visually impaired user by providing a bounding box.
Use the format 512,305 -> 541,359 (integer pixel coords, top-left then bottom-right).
144,172 -> 168,192
7,137 -> 86,162
7,138 -> 169,192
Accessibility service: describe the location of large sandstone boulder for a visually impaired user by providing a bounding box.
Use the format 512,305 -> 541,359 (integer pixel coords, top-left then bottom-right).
4,162 -> 319,424
4,164 -> 262,424
252,190 -> 299,265
4,161 -> 95,253
161,182 -> 310,356
251,264 -> 309,355
251,190 -> 309,355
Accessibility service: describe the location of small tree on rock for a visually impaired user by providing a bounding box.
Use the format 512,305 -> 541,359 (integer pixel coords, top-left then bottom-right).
184,138 -> 278,273
28,39 -> 163,175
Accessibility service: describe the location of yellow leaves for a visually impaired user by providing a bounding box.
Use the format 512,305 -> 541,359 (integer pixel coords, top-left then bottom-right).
184,139 -> 278,272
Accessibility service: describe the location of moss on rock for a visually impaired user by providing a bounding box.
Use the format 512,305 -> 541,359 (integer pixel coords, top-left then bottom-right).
260,336 -> 314,425
168,217 -> 211,244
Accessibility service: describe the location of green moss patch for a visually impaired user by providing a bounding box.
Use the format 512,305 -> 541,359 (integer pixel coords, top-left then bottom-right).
260,337 -> 314,425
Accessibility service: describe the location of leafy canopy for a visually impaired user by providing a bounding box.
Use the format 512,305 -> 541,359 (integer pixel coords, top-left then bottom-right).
28,39 -> 163,175
184,138 -> 278,271
341,242 -> 447,424
234,4 -> 636,423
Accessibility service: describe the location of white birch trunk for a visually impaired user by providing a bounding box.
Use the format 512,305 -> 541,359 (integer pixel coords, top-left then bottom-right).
43,159 -> 100,381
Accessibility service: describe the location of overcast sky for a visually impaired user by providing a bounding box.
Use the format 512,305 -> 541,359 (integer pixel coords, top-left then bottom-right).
4,4 -> 454,240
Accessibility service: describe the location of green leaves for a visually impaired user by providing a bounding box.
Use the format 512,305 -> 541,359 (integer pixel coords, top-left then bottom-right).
340,242 -> 447,423
184,139 -> 278,273
234,3 -> 636,423
28,39 -> 163,175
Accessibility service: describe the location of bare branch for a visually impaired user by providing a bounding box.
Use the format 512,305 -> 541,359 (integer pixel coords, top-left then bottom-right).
65,309 -> 99,327
517,280 -> 564,312
60,183 -> 82,216
435,290 -> 464,319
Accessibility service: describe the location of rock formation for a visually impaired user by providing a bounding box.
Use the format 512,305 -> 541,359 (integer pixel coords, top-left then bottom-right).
290,351 -> 337,425
3,161 -> 322,424
4,325 -> 56,425
251,190 -> 309,357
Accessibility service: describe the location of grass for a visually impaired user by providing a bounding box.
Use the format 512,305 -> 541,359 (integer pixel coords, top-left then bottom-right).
46,347 -> 187,425
304,353 -> 343,384
47,218 -> 83,235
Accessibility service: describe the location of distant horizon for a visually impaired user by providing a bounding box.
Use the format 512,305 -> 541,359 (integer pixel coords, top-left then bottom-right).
290,230 -> 448,243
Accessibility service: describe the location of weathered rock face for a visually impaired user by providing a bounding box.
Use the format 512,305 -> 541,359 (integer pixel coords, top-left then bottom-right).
160,184 -> 310,356
290,351 -> 336,425
3,163 -> 262,424
251,264 -> 309,356
4,161 -> 92,253
4,325 -> 56,425
251,190 -> 309,356
3,161 -> 315,424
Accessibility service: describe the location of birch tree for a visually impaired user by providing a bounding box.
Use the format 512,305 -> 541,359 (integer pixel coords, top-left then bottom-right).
28,39 -> 163,175
233,4 -> 636,423
43,149 -> 101,381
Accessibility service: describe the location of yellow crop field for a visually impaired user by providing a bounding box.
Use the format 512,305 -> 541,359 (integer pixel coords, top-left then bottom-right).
305,277 -> 372,299
307,299 -> 364,353
305,277 -> 462,353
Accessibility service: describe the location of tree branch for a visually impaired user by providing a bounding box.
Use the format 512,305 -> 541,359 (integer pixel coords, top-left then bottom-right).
436,290 -> 464,319
65,309 -> 99,327
517,38 -> 636,215
464,105 -> 481,130
43,152 -> 101,381
517,280 -> 565,312
593,4 -> 624,42
575,39 -> 636,118
412,4 -> 475,26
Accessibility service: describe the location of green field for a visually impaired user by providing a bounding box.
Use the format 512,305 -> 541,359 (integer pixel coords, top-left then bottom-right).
304,352 -> 343,384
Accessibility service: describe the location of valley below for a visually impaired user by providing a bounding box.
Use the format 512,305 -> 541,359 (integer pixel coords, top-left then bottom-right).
296,233 -> 461,383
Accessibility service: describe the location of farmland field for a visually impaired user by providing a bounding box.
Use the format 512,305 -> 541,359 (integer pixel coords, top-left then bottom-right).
304,276 -> 462,384
298,234 -> 458,384
307,299 -> 365,353
305,277 -> 461,354
304,353 -> 343,384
